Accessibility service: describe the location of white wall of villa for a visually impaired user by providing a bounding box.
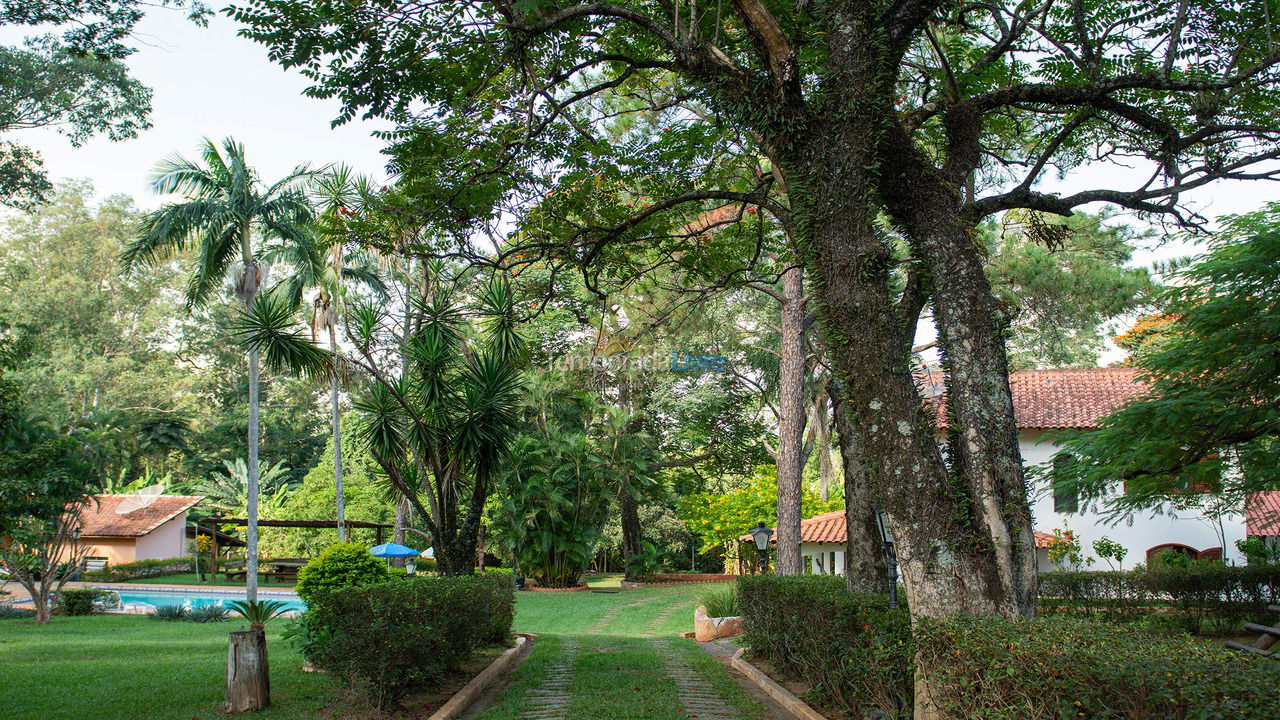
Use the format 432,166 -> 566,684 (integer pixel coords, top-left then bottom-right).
1020,430 -> 1247,570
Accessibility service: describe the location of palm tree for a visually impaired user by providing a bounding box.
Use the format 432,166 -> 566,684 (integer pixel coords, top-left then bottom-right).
238,271 -> 526,574
120,137 -> 316,602
264,165 -> 385,541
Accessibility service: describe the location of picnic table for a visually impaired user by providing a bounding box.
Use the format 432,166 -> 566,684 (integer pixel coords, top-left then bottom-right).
220,558 -> 307,583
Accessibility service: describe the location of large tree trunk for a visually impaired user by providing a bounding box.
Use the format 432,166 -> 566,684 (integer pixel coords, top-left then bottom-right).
616,378 -> 645,580
829,381 -> 888,593
774,265 -> 808,575
764,3 -> 1036,632
328,323 -> 346,542
879,122 -> 1038,619
246,347 -> 260,604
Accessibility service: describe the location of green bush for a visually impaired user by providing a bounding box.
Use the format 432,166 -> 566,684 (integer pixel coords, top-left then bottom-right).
294,543 -> 389,606
307,573 -> 515,708
481,569 -> 517,643
81,557 -> 193,582
700,587 -> 738,618
148,604 -> 188,621
0,604 -> 35,619
56,588 -> 106,616
1038,564 -> 1280,633
282,611 -> 332,658
737,575 -> 912,717
918,615 -> 1280,719
186,605 -> 229,623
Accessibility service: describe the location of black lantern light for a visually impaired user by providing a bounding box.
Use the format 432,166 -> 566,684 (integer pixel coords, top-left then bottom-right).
406,558 -> 418,576
872,503 -> 900,610
747,521 -> 774,574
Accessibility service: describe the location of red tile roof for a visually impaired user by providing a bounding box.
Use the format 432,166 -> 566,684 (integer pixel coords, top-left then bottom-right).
1010,368 -> 1146,429
744,510 -> 1057,548
78,495 -> 203,538
799,510 -> 845,543
1246,492 -> 1280,536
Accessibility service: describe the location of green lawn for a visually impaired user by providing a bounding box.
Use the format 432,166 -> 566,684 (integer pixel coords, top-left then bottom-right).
0,582 -> 756,720
474,582 -> 769,720
0,615 -> 337,720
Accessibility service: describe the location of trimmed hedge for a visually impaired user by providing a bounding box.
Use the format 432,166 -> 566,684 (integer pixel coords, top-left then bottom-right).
1039,564 -> 1280,633
55,588 -> 106,616
918,615 -> 1280,719
81,557 -> 193,582
307,573 -> 515,708
738,575 -> 913,716
295,543 -> 389,606
740,574 -> 1280,719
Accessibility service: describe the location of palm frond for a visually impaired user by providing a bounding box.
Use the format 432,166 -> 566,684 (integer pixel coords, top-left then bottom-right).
478,278 -> 527,364
233,294 -> 332,379
347,301 -> 385,351
353,381 -> 407,461
183,221 -> 243,310
149,142 -> 224,199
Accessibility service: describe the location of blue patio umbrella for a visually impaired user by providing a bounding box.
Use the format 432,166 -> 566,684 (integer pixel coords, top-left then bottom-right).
370,542 -> 419,558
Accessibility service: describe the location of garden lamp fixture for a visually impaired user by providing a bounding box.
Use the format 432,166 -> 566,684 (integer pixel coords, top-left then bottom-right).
406,558 -> 417,576
748,521 -> 774,574
872,504 -> 900,610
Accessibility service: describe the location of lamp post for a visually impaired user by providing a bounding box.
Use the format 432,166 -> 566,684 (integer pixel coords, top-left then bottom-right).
748,521 -> 774,575
70,525 -> 83,581
872,504 -> 899,610
406,558 -> 417,576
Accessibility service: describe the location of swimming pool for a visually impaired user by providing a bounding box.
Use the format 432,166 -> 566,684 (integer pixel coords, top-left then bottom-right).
104,589 -> 306,615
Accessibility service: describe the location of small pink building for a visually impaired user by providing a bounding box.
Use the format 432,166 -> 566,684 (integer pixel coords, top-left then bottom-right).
70,495 -> 203,566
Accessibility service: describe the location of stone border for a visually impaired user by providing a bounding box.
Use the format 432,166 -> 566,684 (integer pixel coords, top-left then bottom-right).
525,584 -> 589,593
729,648 -> 828,720
427,634 -> 534,720
89,584 -> 300,598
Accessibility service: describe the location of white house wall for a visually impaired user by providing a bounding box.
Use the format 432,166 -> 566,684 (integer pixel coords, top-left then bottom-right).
1020,430 -> 1245,569
132,512 -> 191,562
800,542 -> 844,575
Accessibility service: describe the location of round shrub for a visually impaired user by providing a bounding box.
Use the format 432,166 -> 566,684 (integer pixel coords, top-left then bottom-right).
295,543 -> 389,605
56,588 -> 106,616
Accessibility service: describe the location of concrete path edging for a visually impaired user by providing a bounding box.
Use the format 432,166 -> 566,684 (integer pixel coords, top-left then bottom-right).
729,648 -> 828,720
428,634 -> 534,720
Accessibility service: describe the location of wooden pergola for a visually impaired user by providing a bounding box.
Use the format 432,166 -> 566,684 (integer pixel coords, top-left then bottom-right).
197,517 -> 396,572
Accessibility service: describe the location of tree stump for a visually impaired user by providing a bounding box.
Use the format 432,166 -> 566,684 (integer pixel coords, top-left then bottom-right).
225,630 -> 270,713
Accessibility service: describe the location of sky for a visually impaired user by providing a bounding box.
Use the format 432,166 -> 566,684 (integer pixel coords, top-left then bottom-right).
5,11 -> 392,209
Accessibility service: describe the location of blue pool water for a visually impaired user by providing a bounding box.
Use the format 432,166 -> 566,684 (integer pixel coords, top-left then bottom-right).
111,591 -> 306,614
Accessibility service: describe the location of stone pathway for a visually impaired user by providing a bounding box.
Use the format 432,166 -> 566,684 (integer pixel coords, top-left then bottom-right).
517,639 -> 577,720
653,639 -> 741,720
